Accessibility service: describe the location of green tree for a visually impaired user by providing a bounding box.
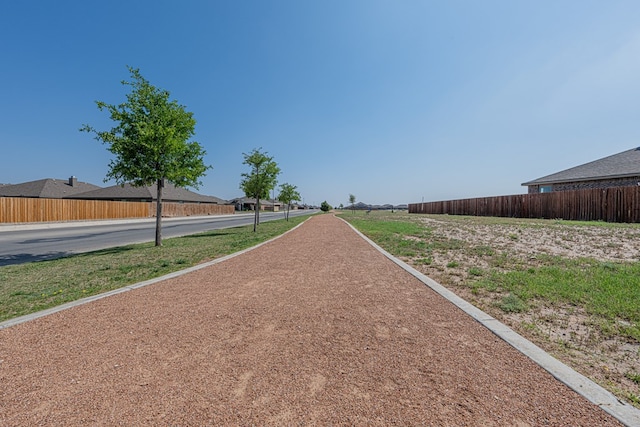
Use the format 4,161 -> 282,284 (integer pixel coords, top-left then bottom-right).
320,201 -> 332,212
240,148 -> 281,232
349,194 -> 356,213
278,182 -> 301,221
81,66 -> 210,246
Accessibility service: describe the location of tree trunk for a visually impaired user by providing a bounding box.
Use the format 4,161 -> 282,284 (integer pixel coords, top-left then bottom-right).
155,178 -> 163,246
253,198 -> 260,232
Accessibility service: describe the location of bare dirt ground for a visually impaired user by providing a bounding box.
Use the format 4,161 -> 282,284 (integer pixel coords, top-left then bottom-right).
0,214 -> 622,425
406,215 -> 640,409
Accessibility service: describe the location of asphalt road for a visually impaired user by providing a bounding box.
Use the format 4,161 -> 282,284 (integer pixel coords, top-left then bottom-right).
0,210 -> 317,266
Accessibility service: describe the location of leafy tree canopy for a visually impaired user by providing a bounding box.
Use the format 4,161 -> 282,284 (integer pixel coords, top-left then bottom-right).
81,66 -> 210,189
349,194 -> 356,212
240,148 -> 280,231
81,66 -> 210,245
320,201 -> 332,212
278,182 -> 301,221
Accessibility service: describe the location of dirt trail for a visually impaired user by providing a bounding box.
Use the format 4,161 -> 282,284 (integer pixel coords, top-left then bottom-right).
0,214 -> 621,425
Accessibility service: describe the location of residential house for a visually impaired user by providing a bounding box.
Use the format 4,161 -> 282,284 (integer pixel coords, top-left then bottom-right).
522,147 -> 640,193
67,182 -> 228,204
0,176 -> 233,222
0,176 -> 101,198
0,176 -> 228,205
232,197 -> 282,212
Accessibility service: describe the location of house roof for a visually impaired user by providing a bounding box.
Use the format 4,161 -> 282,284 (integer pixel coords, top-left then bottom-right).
522,147 -> 640,186
68,182 -> 228,204
0,177 -> 101,198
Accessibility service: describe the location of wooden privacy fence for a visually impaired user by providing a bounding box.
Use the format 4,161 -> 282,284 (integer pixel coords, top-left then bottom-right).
157,202 -> 234,217
409,186 -> 640,223
0,197 -> 234,224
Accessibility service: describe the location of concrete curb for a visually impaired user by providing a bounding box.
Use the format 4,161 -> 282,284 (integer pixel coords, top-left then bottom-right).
0,213 -> 255,233
340,217 -> 640,427
0,217 -> 309,330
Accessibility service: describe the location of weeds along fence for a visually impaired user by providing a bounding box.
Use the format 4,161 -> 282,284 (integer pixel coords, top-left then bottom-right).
0,197 -> 234,224
408,186 -> 640,223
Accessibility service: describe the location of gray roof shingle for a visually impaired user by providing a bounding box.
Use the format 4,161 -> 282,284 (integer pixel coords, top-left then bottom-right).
0,177 -> 101,198
68,182 -> 228,204
522,147 -> 640,186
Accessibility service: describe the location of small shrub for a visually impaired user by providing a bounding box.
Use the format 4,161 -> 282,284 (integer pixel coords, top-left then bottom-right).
498,293 -> 527,313
468,267 -> 484,276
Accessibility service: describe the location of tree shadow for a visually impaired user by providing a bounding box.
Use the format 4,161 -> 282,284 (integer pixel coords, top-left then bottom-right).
180,229 -> 237,239
0,252 -> 73,267
0,246 -> 139,267
76,246 -> 138,257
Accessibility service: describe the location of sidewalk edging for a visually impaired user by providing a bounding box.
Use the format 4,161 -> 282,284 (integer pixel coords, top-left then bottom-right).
0,218 -> 309,331
340,217 -> 640,427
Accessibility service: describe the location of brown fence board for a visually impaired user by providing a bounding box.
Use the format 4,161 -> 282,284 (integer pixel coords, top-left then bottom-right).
159,202 -> 235,217
0,197 -> 234,224
408,186 -> 640,223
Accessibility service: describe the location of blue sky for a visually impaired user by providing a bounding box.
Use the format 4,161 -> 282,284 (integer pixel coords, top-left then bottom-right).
2,1 -> 640,207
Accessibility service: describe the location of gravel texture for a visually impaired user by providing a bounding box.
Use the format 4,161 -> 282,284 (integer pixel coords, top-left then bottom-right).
0,214 -> 621,425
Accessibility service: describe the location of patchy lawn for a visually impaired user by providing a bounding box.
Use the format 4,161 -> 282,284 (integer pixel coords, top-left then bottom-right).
341,211 -> 640,408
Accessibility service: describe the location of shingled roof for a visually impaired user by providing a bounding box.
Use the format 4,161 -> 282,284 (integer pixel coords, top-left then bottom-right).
0,177 -> 101,198
68,182 -> 228,204
522,147 -> 640,186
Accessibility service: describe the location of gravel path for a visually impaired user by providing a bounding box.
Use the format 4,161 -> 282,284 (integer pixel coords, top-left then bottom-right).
0,214 -> 621,425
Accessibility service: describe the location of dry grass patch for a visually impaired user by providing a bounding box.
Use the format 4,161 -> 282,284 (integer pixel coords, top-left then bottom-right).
341,211 -> 640,408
